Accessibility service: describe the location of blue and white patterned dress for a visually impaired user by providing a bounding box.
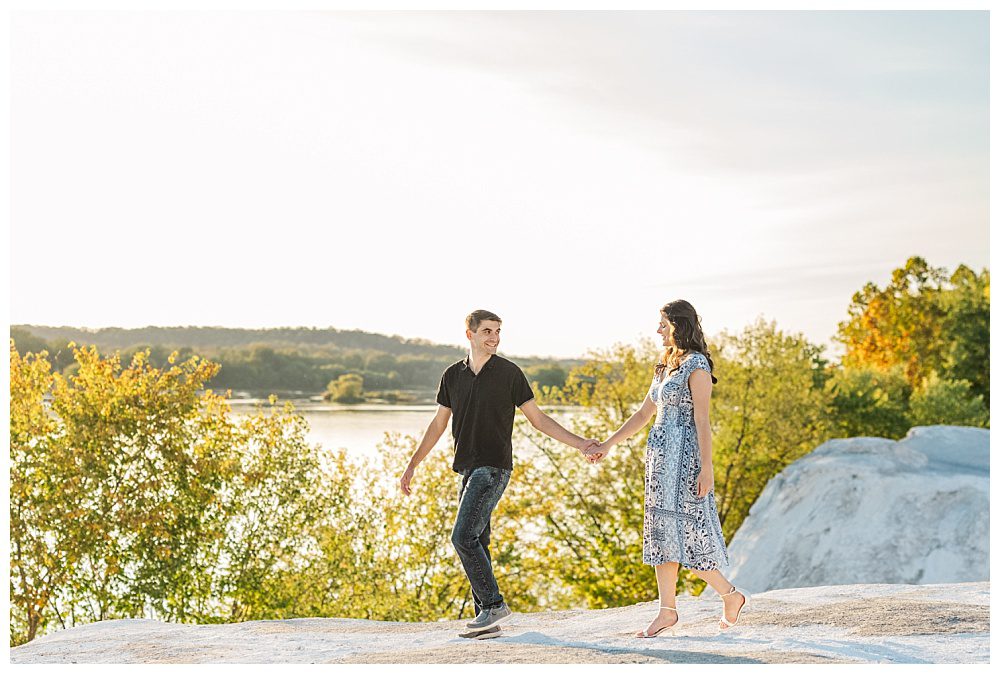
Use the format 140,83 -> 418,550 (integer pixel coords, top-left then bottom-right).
643,351 -> 730,570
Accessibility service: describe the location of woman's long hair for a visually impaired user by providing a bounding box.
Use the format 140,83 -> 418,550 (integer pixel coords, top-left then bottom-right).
655,299 -> 718,384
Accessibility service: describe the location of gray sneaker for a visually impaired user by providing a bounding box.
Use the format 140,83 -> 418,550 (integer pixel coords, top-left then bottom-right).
459,625 -> 502,640
465,603 -> 512,631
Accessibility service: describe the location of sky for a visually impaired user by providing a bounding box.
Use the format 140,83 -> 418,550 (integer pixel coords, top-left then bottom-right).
10,10 -> 989,359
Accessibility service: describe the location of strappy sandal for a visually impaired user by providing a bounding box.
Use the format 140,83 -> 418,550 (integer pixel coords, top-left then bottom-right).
636,605 -> 679,638
718,586 -> 748,630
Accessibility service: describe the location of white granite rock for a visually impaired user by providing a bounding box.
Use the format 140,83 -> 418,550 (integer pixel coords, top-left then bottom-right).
9,582 -> 990,664
727,426 -> 989,593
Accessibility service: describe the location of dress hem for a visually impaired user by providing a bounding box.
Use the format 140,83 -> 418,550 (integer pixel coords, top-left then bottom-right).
641,557 -> 729,572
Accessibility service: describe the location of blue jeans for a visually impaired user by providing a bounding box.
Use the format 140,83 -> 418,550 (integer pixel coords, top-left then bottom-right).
452,465 -> 511,616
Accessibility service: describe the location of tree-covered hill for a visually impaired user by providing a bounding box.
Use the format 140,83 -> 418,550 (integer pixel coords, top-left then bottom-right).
10,325 -> 581,397
12,325 -> 466,358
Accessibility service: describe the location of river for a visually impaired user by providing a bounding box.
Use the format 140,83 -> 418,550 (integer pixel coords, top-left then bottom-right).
226,399 -> 584,460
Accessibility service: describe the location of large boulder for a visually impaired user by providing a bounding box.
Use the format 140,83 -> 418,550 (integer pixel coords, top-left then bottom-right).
726,426 -> 989,593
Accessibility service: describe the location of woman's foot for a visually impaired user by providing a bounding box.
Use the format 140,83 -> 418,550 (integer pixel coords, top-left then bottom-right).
719,586 -> 747,630
636,605 -> 678,638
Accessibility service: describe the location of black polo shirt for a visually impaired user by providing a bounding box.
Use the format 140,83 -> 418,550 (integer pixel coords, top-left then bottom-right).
436,354 -> 535,473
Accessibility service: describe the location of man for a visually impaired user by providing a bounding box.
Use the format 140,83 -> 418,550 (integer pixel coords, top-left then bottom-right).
399,309 -> 600,639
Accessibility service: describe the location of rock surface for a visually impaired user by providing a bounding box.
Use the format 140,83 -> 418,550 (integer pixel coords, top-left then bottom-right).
727,426 -> 989,594
9,582 -> 989,664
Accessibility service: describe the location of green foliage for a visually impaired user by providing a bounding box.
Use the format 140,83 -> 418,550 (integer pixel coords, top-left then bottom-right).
908,373 -> 989,428
9,327 -> 48,355
234,447 -> 381,622
837,256 -> 949,382
11,326 -> 580,396
515,340 -> 668,606
523,364 -> 568,389
10,344 -> 62,645
213,345 -> 331,393
9,342 -> 338,644
325,373 -> 365,403
837,256 -> 989,407
11,325 -> 465,358
9,328 -> 77,371
215,398 -> 336,622
707,320 -> 830,540
45,346 -> 227,625
939,266 -> 990,403
367,436 -> 482,620
825,365 -> 912,440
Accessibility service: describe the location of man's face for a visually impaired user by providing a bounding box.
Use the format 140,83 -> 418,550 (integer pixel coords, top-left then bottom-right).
467,320 -> 501,354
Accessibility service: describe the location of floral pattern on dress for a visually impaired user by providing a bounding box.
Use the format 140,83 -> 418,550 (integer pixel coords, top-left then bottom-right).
642,351 -> 730,570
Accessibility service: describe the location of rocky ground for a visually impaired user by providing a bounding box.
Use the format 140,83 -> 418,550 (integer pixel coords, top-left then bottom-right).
10,581 -> 989,664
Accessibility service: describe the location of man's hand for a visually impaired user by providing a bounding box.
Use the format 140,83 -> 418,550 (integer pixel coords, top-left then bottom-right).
585,439 -> 612,464
579,438 -> 606,463
399,466 -> 415,496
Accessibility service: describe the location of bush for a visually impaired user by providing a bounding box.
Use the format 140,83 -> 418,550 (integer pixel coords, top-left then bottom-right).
825,365 -> 912,439
10,342 -> 336,644
909,372 -> 989,428
325,373 -> 365,403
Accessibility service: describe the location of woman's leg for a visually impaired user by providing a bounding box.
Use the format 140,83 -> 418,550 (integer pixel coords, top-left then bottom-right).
639,561 -> 680,635
689,569 -> 746,628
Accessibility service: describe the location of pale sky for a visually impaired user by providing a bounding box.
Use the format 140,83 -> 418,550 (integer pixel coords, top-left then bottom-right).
10,11 -> 989,359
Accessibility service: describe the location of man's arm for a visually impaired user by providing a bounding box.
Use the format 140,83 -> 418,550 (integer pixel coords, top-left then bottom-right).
519,399 -> 596,453
399,405 -> 452,496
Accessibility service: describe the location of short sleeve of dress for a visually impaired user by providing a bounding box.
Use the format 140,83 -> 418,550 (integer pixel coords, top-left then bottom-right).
687,352 -> 712,376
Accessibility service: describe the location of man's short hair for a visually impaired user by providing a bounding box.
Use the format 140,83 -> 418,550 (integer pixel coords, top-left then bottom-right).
466,310 -> 502,332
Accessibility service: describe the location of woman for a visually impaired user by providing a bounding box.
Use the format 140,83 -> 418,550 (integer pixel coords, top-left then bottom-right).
589,300 -> 747,637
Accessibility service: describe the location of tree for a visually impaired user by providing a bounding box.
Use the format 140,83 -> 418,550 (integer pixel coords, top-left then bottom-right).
10,343 -> 64,644
825,364 -> 912,439
838,257 -> 948,383
214,398 -> 337,623
325,374 -> 365,403
513,340 -> 663,607
709,319 -> 831,539
45,346 -> 227,626
9,342 -> 341,645
524,364 -> 568,390
908,373 -> 989,428
836,257 -> 989,409
258,449 -> 383,621
939,265 -> 990,403
9,328 -> 49,356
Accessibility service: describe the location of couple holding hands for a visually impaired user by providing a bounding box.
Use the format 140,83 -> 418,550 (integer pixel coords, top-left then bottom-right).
399,302 -> 747,640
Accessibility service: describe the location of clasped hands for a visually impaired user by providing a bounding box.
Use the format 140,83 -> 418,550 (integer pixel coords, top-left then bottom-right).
578,438 -> 608,464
